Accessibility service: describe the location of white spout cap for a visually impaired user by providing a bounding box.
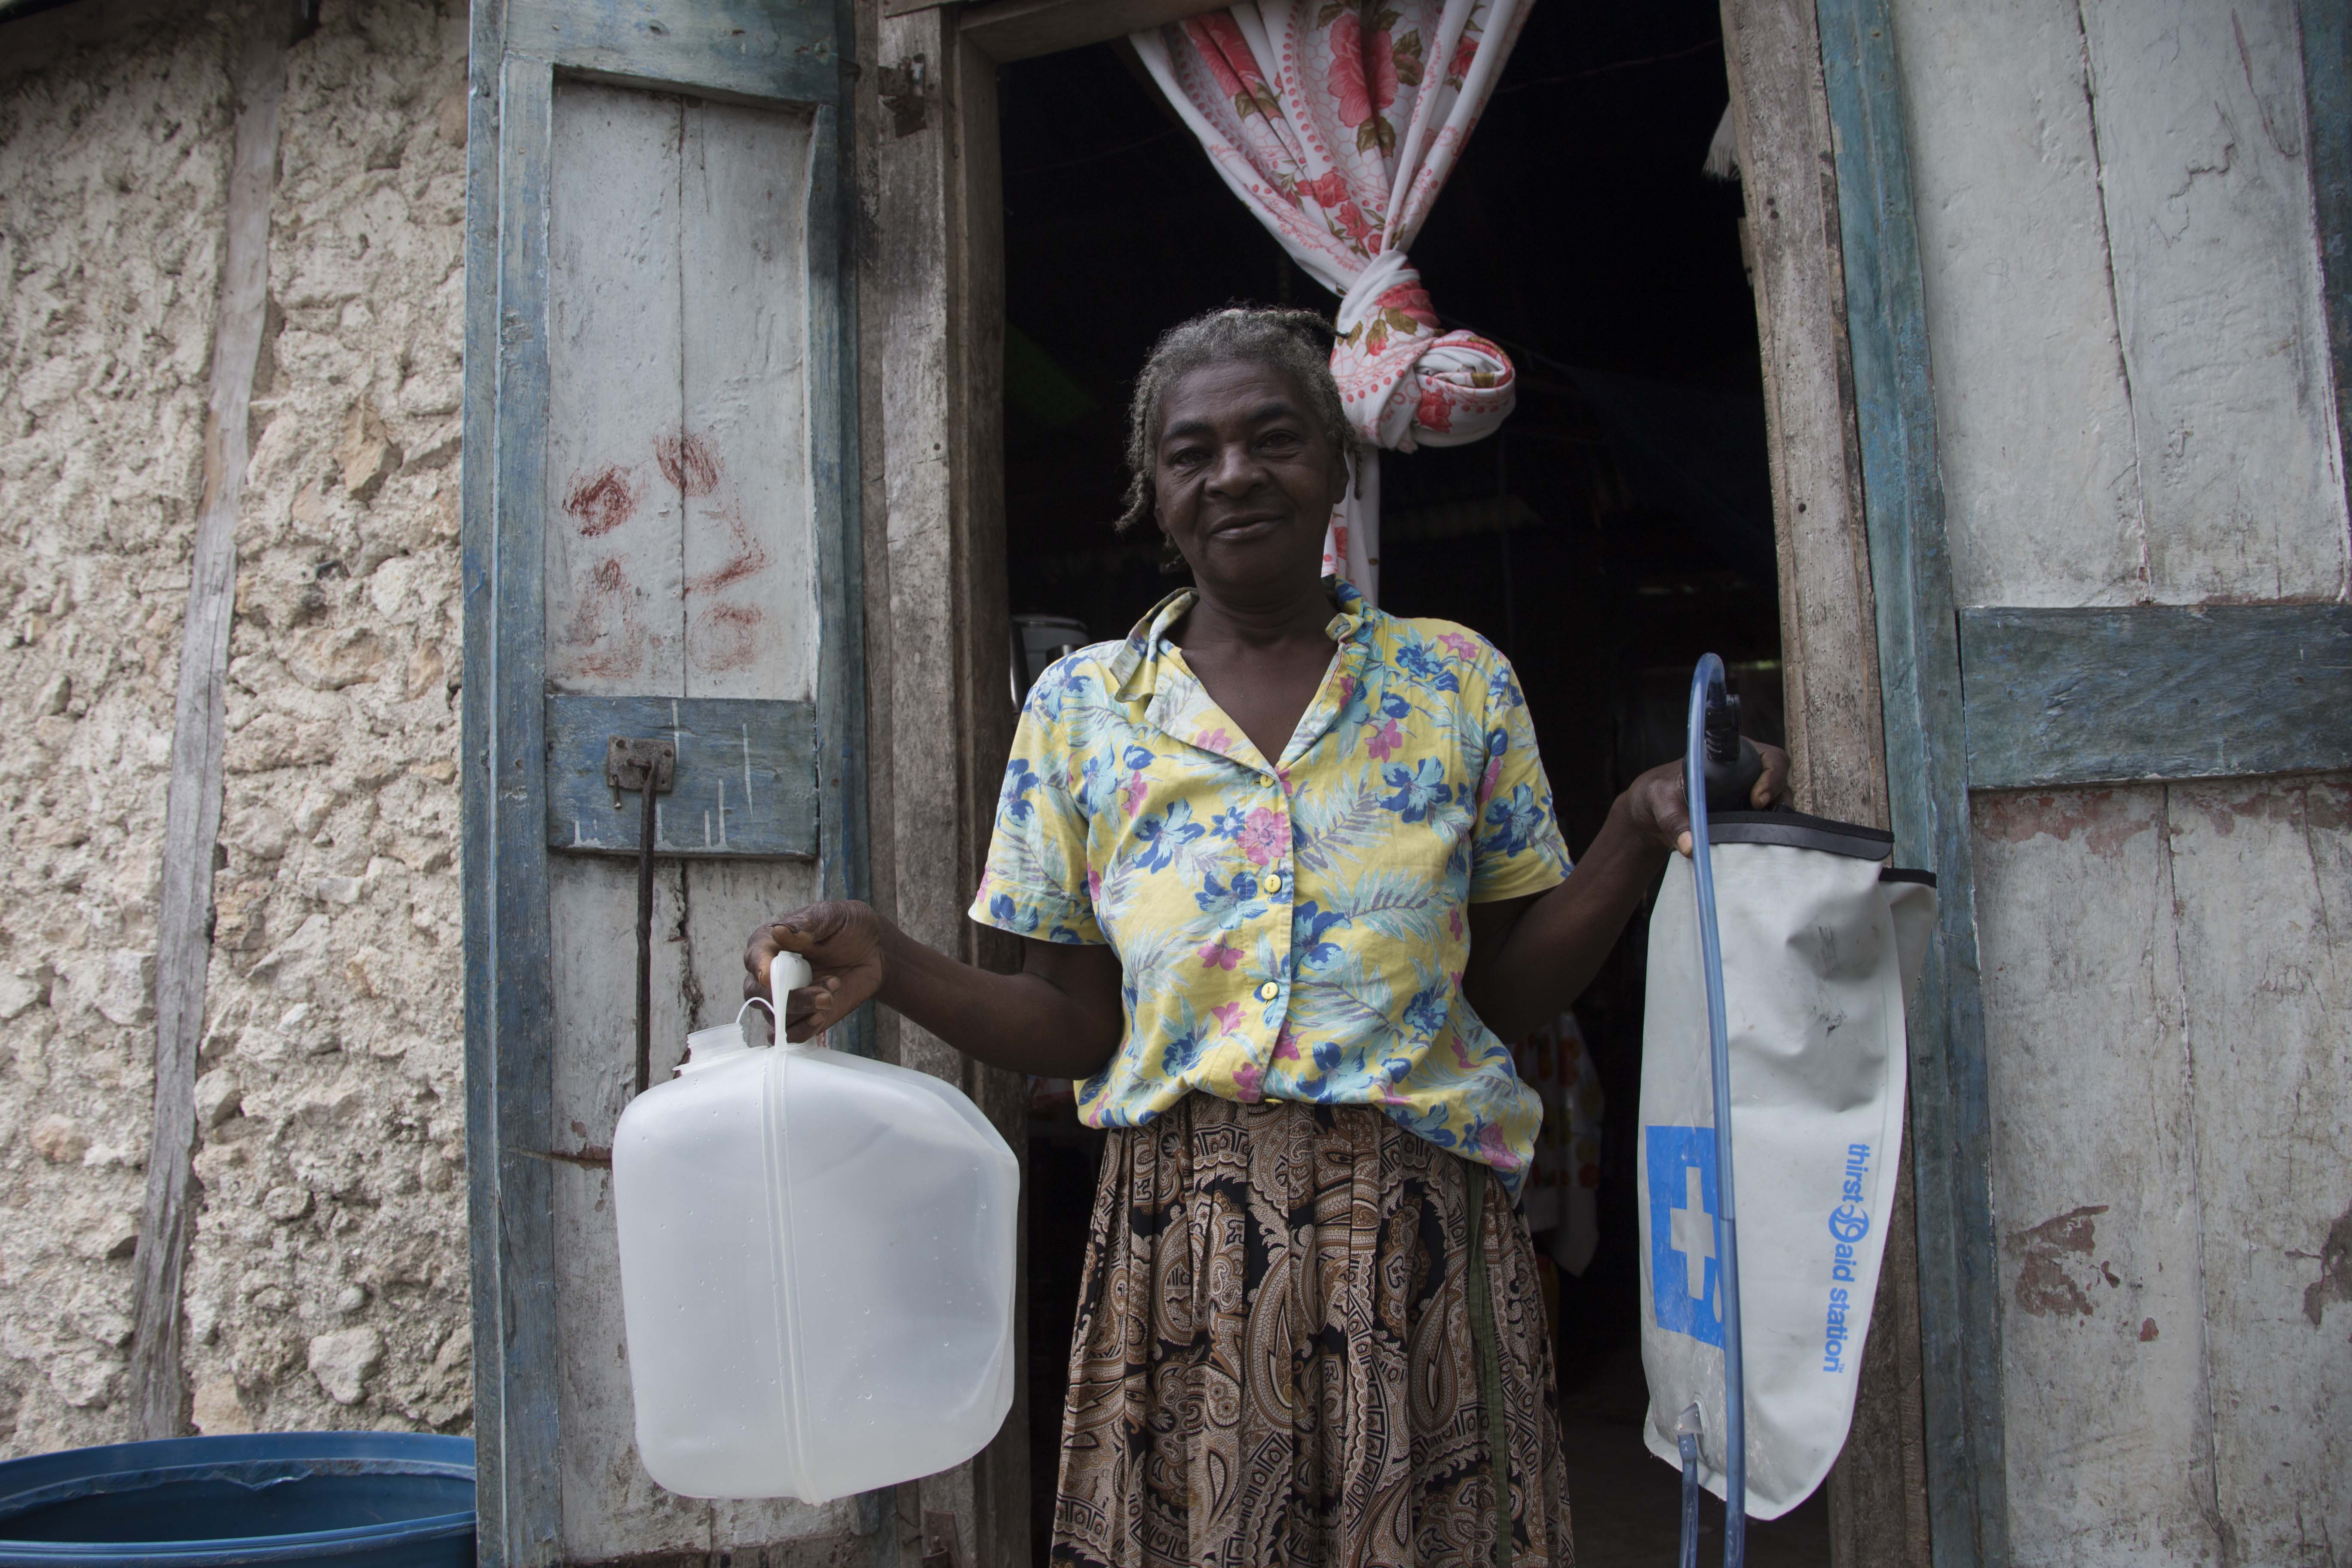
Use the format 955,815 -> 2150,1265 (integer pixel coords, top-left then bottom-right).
769,950 -> 813,1007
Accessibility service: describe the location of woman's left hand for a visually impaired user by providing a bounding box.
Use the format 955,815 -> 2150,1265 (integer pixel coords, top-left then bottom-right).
1619,741 -> 1794,858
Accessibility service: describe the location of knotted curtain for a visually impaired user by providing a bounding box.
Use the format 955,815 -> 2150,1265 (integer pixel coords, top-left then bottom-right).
1133,0 -> 1530,605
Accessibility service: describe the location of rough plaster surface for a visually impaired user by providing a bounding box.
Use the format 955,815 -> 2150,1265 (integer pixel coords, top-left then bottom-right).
0,0 -> 471,1450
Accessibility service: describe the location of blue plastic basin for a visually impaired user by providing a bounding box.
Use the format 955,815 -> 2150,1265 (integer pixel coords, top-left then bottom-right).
0,1432 -> 473,1567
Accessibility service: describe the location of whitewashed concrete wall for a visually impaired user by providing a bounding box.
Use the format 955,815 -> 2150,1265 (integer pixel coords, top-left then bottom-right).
1895,2 -> 2352,1563
0,0 -> 471,1450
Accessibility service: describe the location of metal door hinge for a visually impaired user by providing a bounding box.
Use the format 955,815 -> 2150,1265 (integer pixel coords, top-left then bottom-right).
877,53 -> 933,138
920,1510 -> 960,1568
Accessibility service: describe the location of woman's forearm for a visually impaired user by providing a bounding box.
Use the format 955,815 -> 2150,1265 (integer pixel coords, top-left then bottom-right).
1470,798 -> 1669,1042
872,923 -> 1122,1079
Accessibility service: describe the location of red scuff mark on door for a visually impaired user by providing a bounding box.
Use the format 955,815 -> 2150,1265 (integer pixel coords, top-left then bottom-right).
2004,1204 -> 2111,1318
561,557 -> 647,680
562,466 -> 642,536
1974,791 -> 2153,856
655,429 -> 722,496
684,499 -> 772,596
690,602 -> 764,673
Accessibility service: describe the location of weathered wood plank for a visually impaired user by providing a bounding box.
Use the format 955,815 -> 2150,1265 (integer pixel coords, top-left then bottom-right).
1815,1 -> 2009,1561
1970,787 -> 2220,1565
546,79 -> 688,699
2166,776 -> 2352,1559
948,42 -> 1030,1568
1889,0 -> 2145,609
877,3 -> 972,1088
805,82 -> 876,1061
539,81 -> 696,1557
2076,0 -> 2351,605
508,0 -> 842,106
490,53 -> 567,1568
2305,0 -> 2352,524
681,95 -> 820,705
959,0 -> 1232,64
870,11 -> 1023,1562
548,857 -> 704,1561
1723,0 -> 1890,833
462,0 -> 513,1545
1960,604 -> 2352,790
129,9 -> 286,1442
545,695 -> 820,857
1896,0 -> 2352,608
1719,5 -> 1921,1560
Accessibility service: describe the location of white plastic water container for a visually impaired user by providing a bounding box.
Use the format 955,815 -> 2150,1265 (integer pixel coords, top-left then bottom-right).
611,955 -> 1020,1503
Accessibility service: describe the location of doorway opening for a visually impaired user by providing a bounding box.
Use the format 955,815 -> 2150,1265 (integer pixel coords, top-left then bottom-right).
995,8 -> 1823,1562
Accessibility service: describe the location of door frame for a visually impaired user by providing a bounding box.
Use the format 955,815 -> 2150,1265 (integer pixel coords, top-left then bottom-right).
859,1 -> 1997,1565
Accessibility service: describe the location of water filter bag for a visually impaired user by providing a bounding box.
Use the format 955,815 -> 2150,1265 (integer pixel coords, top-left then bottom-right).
1636,812 -> 1936,1519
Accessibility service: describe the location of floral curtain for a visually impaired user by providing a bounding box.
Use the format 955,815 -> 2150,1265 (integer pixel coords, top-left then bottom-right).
1133,0 -> 1530,605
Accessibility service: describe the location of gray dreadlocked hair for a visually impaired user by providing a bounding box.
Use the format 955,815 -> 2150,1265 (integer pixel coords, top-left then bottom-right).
1116,305 -> 1355,536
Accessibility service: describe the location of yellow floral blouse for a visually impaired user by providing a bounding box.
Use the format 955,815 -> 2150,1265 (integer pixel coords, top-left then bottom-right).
968,582 -> 1571,1189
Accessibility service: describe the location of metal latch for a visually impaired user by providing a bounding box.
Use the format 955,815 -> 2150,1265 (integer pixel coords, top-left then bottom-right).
606,736 -> 675,802
608,736 -> 676,1095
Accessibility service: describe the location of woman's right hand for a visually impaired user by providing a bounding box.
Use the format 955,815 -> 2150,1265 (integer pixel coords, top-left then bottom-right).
744,901 -> 888,1043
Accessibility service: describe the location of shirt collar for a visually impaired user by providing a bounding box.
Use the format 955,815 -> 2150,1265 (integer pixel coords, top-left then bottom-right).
1109,587 -> 1197,700
1109,577 -> 1372,702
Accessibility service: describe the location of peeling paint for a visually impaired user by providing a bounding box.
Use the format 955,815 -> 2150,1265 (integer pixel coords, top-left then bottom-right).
1973,790 -> 2156,855
2006,1203 -> 2111,1318
2299,1204 -> 2352,1328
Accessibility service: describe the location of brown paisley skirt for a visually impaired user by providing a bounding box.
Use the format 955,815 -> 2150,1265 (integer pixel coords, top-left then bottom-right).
1050,1096 -> 1572,1568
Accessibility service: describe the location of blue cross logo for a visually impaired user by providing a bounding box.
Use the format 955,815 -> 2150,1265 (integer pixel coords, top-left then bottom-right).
1647,1125 -> 1724,1348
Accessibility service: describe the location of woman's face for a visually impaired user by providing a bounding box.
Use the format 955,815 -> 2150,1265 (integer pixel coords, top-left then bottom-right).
1152,360 -> 1350,596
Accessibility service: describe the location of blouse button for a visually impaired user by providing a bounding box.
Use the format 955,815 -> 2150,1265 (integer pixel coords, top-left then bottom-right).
1255,980 -> 1280,1002
1264,871 -> 1283,894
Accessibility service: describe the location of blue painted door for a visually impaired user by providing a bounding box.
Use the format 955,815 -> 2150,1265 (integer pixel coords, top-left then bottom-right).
457,0 -> 864,1559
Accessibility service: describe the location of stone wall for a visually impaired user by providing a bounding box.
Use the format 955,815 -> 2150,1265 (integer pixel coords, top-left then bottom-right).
0,0 -> 471,1451
0,0 -> 240,1454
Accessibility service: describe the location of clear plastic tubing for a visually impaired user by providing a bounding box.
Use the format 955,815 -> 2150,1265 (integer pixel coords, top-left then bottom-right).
1685,653 -> 1747,1568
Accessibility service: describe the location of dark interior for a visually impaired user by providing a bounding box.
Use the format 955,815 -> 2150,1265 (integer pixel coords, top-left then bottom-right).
998,6 -> 1826,1561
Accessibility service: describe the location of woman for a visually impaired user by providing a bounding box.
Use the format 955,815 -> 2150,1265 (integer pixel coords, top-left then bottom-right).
745,307 -> 1788,1567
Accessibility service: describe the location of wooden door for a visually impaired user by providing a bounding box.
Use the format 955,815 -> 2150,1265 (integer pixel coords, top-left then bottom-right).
459,0 -> 866,1560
